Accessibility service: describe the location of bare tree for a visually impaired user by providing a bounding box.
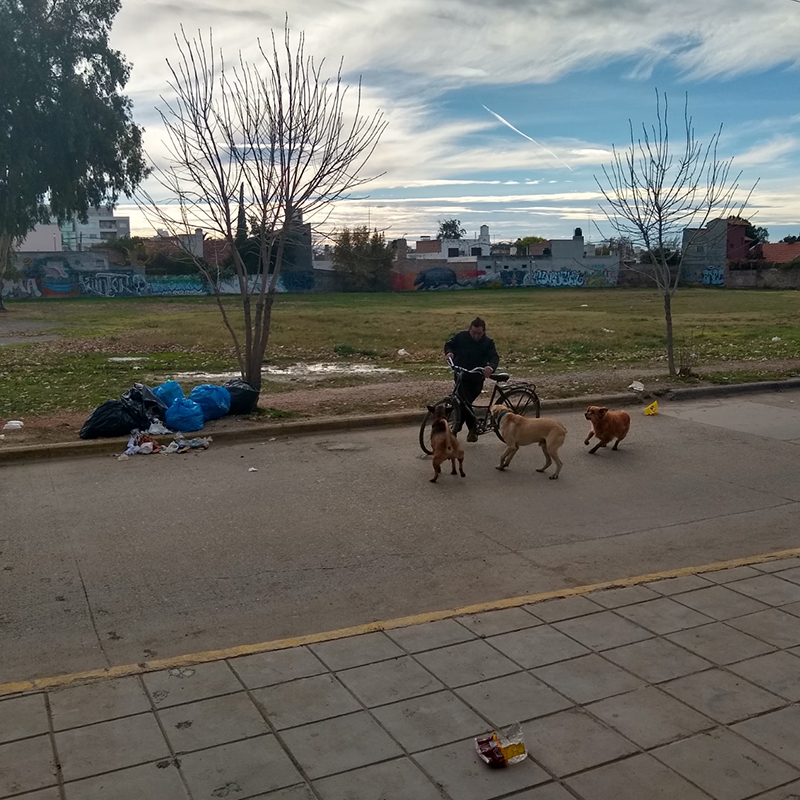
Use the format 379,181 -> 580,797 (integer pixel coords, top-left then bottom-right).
595,92 -> 752,375
139,26 -> 387,390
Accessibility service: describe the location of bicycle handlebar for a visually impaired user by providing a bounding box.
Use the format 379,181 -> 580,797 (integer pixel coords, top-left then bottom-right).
448,363 -> 485,375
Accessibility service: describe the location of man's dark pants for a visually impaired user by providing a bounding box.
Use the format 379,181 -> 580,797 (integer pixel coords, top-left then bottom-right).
454,374 -> 484,434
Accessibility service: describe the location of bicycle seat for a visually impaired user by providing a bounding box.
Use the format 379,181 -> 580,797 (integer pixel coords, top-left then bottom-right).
489,372 -> 510,382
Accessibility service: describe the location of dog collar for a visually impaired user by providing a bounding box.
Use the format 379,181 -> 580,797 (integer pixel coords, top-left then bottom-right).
495,409 -> 511,423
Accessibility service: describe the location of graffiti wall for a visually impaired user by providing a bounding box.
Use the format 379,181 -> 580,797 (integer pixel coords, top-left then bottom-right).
1,253 -> 315,299
394,261 -> 619,291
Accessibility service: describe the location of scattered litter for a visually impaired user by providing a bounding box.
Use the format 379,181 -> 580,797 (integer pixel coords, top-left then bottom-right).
0,434 -> 5,440
397,348 -> 411,357
643,401 -> 659,415
628,381 -> 645,392
248,467 -> 258,472
772,336 -> 782,342
601,328 -> 615,333
147,421 -> 171,435
475,723 -> 527,768
2,420 -> 24,431
117,454 -> 129,462
579,304 -> 589,307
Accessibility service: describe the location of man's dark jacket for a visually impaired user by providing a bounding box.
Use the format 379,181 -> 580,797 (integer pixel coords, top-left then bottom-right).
444,330 -> 499,372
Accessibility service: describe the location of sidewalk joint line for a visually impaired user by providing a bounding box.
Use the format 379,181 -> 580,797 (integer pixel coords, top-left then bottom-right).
3,546 -> 800,698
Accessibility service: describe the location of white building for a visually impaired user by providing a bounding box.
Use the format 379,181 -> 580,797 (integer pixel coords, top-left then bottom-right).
61,207 -> 131,251
410,224 -> 492,260
17,223 -> 63,252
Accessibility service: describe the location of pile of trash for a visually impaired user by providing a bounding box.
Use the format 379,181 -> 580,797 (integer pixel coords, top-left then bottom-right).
116,431 -> 213,460
80,378 -> 259,441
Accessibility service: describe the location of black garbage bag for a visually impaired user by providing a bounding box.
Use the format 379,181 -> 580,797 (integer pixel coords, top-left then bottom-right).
223,379 -> 260,414
80,400 -> 149,439
121,383 -> 168,421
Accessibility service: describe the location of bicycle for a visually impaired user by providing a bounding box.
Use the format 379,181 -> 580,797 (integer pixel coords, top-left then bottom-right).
419,363 -> 541,455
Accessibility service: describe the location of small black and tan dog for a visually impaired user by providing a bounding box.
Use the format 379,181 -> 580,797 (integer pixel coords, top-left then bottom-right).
428,404 -> 465,483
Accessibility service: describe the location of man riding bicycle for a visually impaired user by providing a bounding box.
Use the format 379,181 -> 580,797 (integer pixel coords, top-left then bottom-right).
444,317 -> 499,442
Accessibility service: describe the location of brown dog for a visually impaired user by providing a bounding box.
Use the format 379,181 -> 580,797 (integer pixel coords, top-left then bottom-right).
491,404 -> 567,479
428,404 -> 465,483
584,406 -> 631,454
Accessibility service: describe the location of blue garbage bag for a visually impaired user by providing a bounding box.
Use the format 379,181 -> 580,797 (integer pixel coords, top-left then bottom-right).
153,380 -> 185,408
189,385 -> 231,421
165,397 -> 205,432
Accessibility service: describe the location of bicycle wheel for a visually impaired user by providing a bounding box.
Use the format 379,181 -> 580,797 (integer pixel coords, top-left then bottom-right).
419,397 -> 460,455
494,387 -> 541,441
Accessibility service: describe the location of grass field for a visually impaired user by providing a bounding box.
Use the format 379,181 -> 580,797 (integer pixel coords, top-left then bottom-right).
2,287 -> 800,419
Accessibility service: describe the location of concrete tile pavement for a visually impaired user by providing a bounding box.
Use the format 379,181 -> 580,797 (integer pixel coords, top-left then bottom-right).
4,560 -> 800,798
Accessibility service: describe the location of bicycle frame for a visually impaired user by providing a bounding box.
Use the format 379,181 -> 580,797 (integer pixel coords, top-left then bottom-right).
450,368 -> 532,436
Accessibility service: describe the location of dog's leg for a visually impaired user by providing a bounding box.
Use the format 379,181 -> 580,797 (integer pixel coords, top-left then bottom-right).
458,457 -> 465,477
612,439 -> 621,450
536,441 -> 552,473
450,456 -> 457,475
584,429 -> 594,446
496,445 -> 514,470
430,458 -> 441,482
550,448 -> 563,479
588,440 -> 607,455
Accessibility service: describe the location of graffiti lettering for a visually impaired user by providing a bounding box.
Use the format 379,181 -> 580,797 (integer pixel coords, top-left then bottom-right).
702,268 -> 724,286
1,278 -> 41,299
78,273 -> 147,297
533,268 -> 585,288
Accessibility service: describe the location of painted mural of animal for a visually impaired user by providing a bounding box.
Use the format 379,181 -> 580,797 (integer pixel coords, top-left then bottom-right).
414,267 -> 464,290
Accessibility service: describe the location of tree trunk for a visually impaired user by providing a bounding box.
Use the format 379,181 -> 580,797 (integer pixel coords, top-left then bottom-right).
0,232 -> 12,312
244,292 -> 275,391
664,291 -> 675,376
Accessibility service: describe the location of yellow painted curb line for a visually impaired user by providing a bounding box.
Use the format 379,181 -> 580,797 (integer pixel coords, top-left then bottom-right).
3,547 -> 800,698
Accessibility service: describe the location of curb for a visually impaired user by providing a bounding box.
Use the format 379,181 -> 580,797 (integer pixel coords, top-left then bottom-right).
2,377 -> 800,465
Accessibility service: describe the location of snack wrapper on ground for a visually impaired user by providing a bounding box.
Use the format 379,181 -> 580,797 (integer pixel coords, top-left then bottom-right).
643,400 -> 659,415
474,722 -> 527,768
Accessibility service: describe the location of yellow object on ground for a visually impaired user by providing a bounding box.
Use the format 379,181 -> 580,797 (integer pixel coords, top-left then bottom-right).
643,401 -> 659,415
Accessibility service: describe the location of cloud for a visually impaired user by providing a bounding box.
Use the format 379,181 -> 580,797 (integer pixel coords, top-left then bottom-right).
114,0 -> 800,242
735,135 -> 800,167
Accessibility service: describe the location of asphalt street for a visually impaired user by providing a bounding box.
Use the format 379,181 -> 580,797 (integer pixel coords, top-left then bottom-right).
3,390 -> 800,685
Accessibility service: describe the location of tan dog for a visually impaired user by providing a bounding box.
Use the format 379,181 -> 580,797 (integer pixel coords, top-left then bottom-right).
584,406 -> 631,454
491,404 -> 567,479
428,404 -> 465,483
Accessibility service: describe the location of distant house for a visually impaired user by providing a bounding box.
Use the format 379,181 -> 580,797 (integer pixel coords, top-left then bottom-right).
408,225 -> 492,260
758,241 -> 800,265
681,217 -> 752,283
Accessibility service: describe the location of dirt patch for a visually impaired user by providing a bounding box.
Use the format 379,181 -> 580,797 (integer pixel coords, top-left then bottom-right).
0,317 -> 63,347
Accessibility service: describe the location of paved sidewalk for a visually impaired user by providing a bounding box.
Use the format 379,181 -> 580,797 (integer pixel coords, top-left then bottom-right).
3,559 -> 800,800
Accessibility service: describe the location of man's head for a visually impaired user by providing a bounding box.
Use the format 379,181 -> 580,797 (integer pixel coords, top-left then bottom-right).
468,317 -> 486,341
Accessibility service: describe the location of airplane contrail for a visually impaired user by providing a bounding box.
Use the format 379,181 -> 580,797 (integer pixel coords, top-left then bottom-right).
482,104 -> 572,171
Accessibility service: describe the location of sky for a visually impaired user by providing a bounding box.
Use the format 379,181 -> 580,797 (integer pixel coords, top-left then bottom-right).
112,0 -> 800,245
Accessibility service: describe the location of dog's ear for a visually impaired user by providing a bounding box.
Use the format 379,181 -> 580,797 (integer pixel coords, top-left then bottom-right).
599,407 -> 608,416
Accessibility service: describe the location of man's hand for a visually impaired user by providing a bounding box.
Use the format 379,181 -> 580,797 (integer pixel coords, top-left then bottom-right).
483,366 -> 494,379
445,352 -> 454,366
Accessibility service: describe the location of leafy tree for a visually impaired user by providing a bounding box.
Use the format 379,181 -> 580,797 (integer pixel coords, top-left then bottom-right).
514,235 -> 548,255
332,226 -> 393,292
746,224 -> 769,244
0,0 -> 147,310
781,234 -> 799,244
437,219 -> 466,240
